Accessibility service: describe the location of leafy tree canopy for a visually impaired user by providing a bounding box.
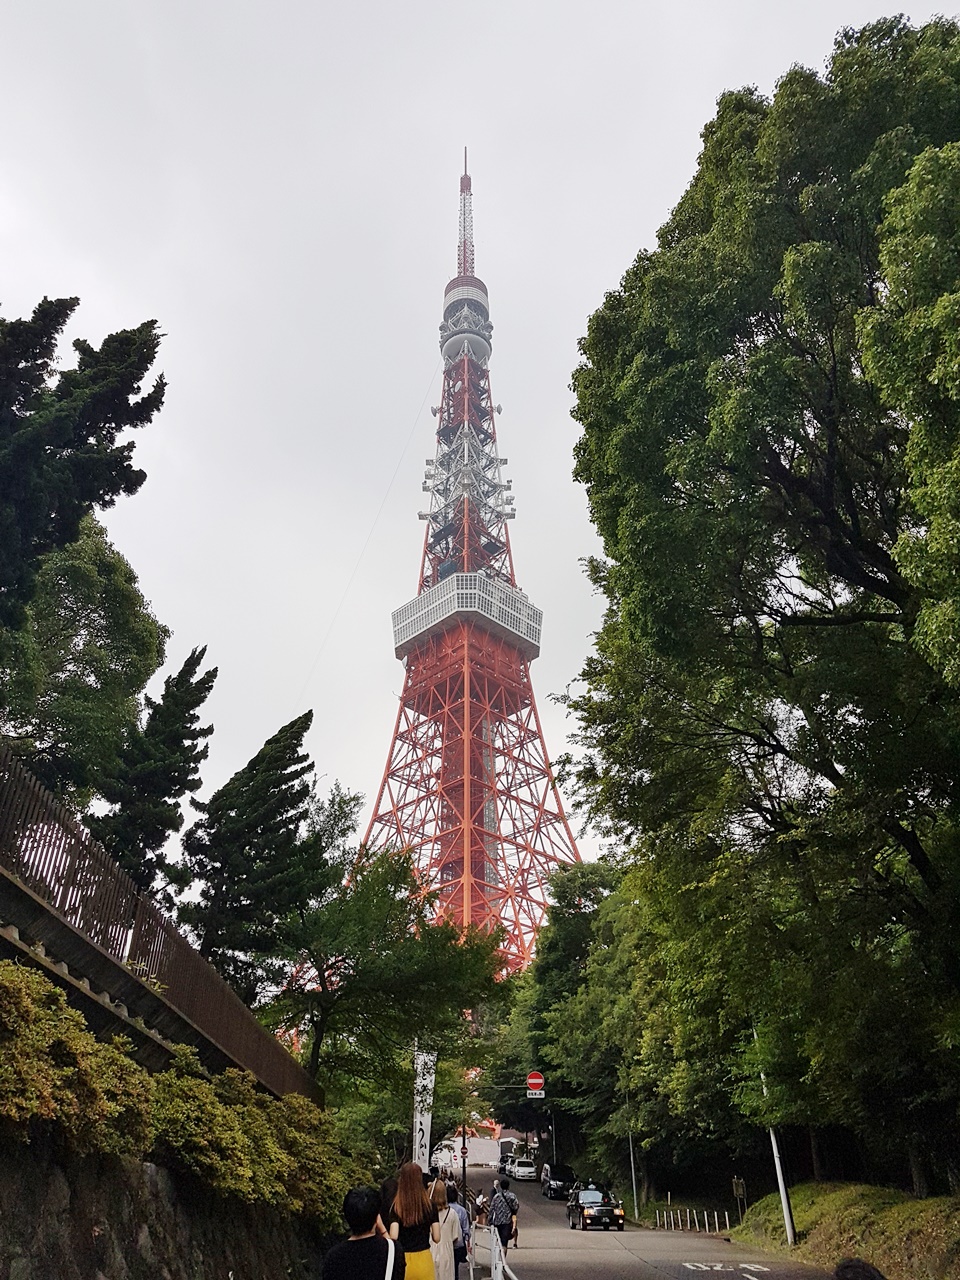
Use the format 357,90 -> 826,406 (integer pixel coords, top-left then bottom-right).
0,515 -> 167,797
568,16 -> 960,1194
264,841 -> 501,1101
0,297 -> 164,630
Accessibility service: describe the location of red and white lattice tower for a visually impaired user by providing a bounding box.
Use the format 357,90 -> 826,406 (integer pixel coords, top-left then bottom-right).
364,158 -> 581,970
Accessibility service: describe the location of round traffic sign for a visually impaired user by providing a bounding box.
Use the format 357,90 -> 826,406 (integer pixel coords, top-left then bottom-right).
526,1070 -> 544,1091
461,1146 -> 469,1157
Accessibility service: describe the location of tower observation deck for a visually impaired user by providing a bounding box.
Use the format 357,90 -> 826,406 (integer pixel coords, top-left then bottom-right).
364,159 -> 581,970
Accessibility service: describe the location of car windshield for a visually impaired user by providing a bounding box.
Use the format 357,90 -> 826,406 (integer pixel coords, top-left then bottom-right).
579,1191 -> 603,1205
516,1160 -> 534,1168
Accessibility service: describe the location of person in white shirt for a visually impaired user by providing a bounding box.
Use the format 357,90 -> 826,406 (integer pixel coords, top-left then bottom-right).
429,1179 -> 462,1280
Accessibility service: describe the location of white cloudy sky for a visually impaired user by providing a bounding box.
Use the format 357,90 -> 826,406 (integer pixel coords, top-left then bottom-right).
1,2 -> 945,853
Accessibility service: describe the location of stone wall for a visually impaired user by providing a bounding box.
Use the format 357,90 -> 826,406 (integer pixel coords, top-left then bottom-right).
0,1134 -> 328,1280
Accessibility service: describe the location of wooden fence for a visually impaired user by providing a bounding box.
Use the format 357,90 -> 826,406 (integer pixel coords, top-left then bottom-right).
0,744 -> 316,1100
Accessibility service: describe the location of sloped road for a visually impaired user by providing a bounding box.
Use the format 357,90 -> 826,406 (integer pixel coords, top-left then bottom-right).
468,1177 -> 830,1280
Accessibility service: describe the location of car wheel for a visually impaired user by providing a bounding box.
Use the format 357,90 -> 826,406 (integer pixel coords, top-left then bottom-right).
617,1225 -> 625,1232
568,1216 -> 576,1230
580,1216 -> 588,1231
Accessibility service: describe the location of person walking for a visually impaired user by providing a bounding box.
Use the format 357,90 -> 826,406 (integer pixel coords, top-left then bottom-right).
474,1190 -> 488,1227
488,1177 -> 519,1252
322,1186 -> 405,1280
447,1185 -> 470,1280
389,1163 -> 440,1280
429,1179 -> 462,1280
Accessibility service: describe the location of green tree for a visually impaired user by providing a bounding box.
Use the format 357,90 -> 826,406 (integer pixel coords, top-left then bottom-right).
86,646 -> 218,892
485,863 -> 620,1147
0,516 -> 167,797
531,862 -> 621,1015
263,844 -> 501,1101
569,16 -> 960,1192
0,297 -> 164,631
861,141 -> 960,686
179,711 -> 315,1001
333,1048 -> 492,1174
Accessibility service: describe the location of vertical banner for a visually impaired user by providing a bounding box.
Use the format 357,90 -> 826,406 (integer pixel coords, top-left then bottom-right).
413,1047 -> 438,1167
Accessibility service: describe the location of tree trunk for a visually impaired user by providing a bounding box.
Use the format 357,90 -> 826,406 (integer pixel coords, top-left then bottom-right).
307,1014 -> 325,1083
907,1139 -> 930,1199
809,1126 -> 823,1182
640,1154 -> 652,1206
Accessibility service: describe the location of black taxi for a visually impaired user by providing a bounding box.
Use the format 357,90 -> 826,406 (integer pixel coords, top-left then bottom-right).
566,1184 -> 625,1231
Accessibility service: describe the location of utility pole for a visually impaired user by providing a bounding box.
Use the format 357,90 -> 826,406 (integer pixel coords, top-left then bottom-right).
767,1128 -> 796,1246
625,1092 -> 639,1220
753,1030 -> 796,1246
627,1128 -> 639,1221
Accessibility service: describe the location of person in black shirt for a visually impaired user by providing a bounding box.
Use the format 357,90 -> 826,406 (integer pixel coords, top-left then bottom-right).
389,1161 -> 440,1280
323,1186 -> 405,1280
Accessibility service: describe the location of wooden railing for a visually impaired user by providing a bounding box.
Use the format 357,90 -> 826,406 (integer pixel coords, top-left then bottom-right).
0,744 -> 316,1101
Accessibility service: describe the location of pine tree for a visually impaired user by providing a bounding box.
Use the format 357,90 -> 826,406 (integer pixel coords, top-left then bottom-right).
179,711 -> 314,1003
86,647 -> 218,892
0,298 -> 164,632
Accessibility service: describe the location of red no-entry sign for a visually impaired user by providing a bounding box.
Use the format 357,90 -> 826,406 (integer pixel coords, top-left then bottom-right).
526,1070 -> 545,1091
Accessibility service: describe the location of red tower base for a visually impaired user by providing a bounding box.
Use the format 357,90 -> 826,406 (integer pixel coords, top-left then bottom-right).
366,620 -> 580,970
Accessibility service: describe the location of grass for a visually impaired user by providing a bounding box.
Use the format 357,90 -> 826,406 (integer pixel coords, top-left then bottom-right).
733,1182 -> 960,1280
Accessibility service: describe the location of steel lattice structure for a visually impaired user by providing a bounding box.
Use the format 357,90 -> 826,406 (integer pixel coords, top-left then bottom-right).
365,158 -> 580,970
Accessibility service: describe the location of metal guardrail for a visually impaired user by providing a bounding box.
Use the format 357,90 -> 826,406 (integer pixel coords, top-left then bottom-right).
483,1224 -> 520,1280
654,1207 -> 730,1232
0,744 -> 317,1100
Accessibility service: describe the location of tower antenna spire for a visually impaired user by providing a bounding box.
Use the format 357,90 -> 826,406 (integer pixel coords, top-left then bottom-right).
458,151 -> 474,277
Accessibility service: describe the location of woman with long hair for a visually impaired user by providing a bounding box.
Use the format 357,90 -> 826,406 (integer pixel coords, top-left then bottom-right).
389,1162 -> 440,1280
429,1178 -> 462,1280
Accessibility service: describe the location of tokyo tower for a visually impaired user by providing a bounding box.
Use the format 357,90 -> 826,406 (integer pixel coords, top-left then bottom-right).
365,157 -> 581,971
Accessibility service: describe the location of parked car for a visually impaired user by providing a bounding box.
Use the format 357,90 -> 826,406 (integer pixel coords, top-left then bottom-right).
541,1163 -> 577,1199
566,1186 -> 625,1231
512,1158 -> 537,1180
497,1154 -> 513,1175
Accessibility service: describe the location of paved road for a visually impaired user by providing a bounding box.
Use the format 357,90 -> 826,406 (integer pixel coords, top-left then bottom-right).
467,1176 -> 830,1280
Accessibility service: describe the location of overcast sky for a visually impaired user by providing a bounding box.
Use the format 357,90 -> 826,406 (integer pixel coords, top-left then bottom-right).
1,2 -> 946,855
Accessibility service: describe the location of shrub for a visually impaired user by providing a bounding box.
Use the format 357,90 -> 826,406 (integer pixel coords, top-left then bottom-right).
0,961 -> 152,1153
0,961 -> 355,1228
